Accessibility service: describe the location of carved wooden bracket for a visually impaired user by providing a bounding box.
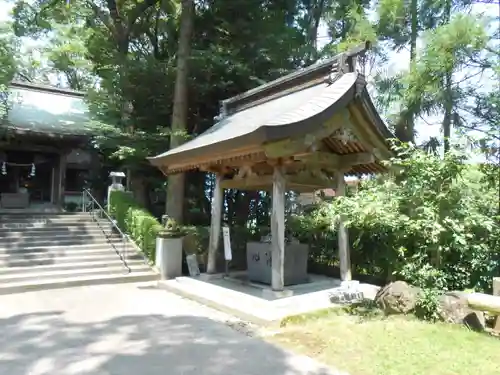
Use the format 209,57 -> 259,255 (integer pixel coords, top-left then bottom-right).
294,152 -> 374,169
263,110 -> 350,159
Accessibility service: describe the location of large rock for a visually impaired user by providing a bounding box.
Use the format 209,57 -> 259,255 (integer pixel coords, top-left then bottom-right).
375,281 -> 419,314
438,291 -> 485,331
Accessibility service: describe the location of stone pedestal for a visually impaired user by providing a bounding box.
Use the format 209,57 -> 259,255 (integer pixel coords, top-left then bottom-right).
246,242 -> 309,286
155,237 -> 183,280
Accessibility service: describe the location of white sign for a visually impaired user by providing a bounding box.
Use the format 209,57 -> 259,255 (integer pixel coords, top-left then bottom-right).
222,226 -> 232,261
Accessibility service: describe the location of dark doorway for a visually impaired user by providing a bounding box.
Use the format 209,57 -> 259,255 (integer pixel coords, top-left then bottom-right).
0,150 -> 57,203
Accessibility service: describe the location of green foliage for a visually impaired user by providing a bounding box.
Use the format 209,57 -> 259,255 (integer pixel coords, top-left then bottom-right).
64,202 -> 79,212
109,190 -> 162,261
0,23 -> 17,120
405,14 -> 489,116
4,0 -> 499,288
183,225 -> 210,256
288,211 -> 338,266
294,146 -> 500,292
415,288 -> 441,322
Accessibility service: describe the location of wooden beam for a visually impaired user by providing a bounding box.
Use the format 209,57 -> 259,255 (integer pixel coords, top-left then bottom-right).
263,110 -> 350,158
207,173 -> 223,274
220,175 -> 270,190
467,293 -> 500,314
335,173 -> 352,281
165,146 -> 263,172
295,152 -> 374,169
271,165 -> 286,291
0,141 -> 71,153
220,172 -> 333,191
348,104 -> 393,160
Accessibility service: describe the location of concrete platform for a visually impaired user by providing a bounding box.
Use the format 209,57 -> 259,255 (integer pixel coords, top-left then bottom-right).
159,272 -> 380,326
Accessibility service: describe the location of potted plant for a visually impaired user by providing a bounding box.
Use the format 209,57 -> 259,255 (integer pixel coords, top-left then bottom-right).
155,216 -> 186,280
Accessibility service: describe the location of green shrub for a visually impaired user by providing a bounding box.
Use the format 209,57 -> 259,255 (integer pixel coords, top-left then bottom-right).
183,226 -> 210,256
292,146 -> 500,293
64,202 -> 79,212
109,190 -> 162,261
415,288 -> 441,322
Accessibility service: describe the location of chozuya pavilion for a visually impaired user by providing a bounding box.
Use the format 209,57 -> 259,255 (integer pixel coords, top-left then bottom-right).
149,43 -> 394,292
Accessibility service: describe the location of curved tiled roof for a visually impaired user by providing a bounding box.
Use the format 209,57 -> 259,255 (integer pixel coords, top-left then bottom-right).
150,72 -> 360,166
2,82 -> 91,137
148,43 -> 395,175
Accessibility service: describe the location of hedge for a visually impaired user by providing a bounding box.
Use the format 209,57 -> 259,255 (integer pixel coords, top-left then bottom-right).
109,190 -> 162,261
108,190 -> 342,274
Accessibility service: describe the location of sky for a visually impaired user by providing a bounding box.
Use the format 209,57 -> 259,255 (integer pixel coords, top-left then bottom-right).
0,1 -> 497,149
0,2 -> 11,22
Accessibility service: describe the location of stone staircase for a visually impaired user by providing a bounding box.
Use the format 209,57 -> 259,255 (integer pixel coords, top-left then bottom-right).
0,213 -> 159,294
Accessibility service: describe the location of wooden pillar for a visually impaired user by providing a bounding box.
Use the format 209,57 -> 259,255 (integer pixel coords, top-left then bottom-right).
335,172 -> 352,281
271,165 -> 286,291
51,156 -> 60,205
207,173 -> 223,274
57,152 -> 67,207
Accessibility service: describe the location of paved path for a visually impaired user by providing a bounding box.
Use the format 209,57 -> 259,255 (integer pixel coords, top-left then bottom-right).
0,282 -> 342,375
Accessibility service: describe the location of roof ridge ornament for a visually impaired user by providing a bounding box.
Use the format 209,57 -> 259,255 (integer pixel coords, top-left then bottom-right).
327,53 -> 350,85
214,101 -> 228,122
326,41 -> 371,85
345,41 -> 371,76
220,43 -> 370,116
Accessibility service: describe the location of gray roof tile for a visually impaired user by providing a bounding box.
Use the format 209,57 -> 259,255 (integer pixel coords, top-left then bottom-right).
150,72 -> 359,163
3,83 -> 91,136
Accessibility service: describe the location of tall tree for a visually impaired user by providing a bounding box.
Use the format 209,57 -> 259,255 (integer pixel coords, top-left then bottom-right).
406,14 -> 490,153
0,23 -> 18,119
166,0 -> 194,223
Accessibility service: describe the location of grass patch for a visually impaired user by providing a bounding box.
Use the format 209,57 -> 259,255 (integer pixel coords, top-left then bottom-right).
269,301 -> 500,375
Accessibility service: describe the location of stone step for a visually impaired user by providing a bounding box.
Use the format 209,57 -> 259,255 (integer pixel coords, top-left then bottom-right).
0,263 -> 154,284
0,238 -> 124,252
0,220 -> 96,229
0,228 -> 116,238
0,213 -> 91,220
0,252 -> 124,267
0,212 -> 158,294
0,222 -> 105,230
0,270 -> 159,295
0,212 -> 89,217
0,232 -> 120,242
0,215 -> 95,223
0,242 -> 122,256
0,222 -> 104,230
0,258 -> 148,276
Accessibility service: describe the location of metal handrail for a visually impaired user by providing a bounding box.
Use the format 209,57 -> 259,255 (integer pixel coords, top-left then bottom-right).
82,188 -> 131,273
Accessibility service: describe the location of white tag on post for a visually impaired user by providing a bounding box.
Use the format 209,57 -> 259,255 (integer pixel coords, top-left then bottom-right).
222,226 -> 232,261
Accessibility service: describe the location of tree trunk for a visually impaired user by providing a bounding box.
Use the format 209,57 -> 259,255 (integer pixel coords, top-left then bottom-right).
443,71 -> 453,154
305,0 -> 327,64
165,0 -> 195,223
442,0 -> 452,154
395,0 -> 418,144
409,0 -> 418,63
130,171 -> 149,209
